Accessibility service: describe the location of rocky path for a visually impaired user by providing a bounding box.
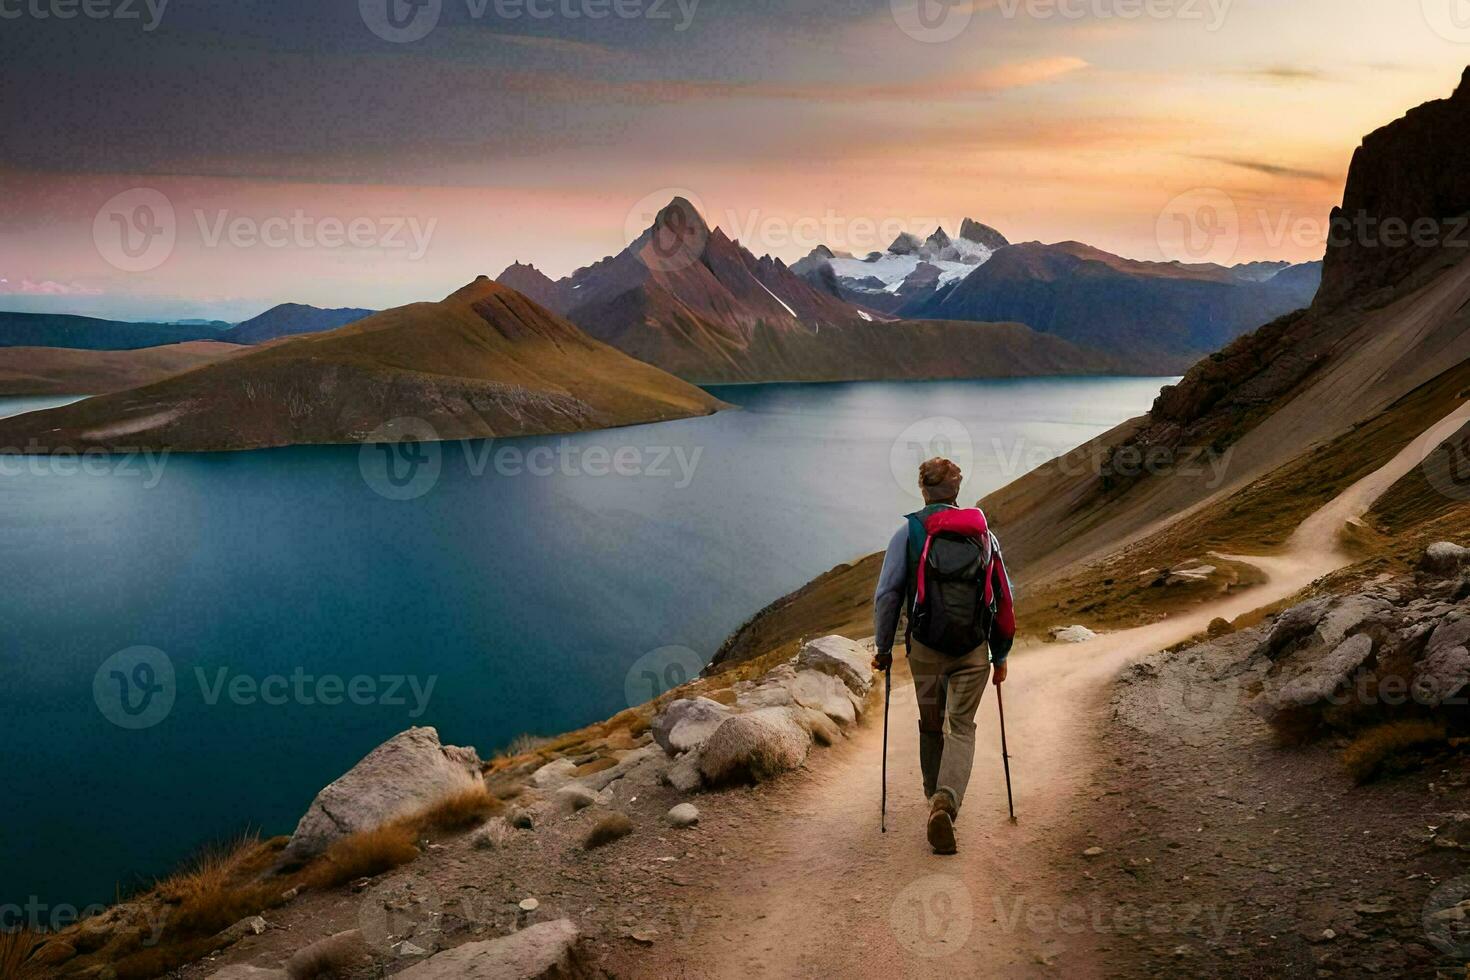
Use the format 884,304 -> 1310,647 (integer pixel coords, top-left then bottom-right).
619,402 -> 1470,979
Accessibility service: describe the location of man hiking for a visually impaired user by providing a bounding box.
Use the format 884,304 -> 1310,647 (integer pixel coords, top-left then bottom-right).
872,457 -> 1016,854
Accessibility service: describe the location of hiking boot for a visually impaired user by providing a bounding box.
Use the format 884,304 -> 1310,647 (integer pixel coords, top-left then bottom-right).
927,793 -> 958,855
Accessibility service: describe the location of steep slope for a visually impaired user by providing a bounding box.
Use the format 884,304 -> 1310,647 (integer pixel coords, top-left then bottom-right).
0,312 -> 223,350
501,199 -> 1122,382
495,262 -> 566,313
0,341 -> 244,396
0,279 -> 724,452
903,241 -> 1322,368
220,304 -> 374,344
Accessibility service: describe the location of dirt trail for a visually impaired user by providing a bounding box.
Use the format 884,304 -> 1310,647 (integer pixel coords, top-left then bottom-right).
636,403 -> 1470,979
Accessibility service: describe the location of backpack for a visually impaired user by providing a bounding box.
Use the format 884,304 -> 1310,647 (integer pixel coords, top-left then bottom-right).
906,510 -> 997,657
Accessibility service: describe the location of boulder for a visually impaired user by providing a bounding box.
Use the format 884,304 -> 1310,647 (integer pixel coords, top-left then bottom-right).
735,679 -> 796,710
796,636 -> 873,697
553,784 -> 599,813
651,697 -> 732,755
1253,634 -> 1375,722
663,752 -> 704,793
576,744 -> 664,792
1262,597 -> 1333,657
284,727 -> 483,861
1413,612 -> 1470,707
1260,594 -> 1392,661
667,803 -> 700,827
797,706 -> 842,746
699,707 -> 811,785
1050,625 -> 1097,643
395,919 -> 583,980
208,968 -> 286,980
528,757 -> 578,790
789,669 -> 857,727
1422,541 -> 1470,577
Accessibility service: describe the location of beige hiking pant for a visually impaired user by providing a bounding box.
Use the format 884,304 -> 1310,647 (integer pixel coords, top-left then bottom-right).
909,638 -> 991,813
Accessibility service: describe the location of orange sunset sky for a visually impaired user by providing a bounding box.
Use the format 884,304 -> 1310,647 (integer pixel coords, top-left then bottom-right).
2,0 -> 1469,320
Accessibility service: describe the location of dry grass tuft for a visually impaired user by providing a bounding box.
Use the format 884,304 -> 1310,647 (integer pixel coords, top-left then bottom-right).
0,929 -> 46,979
1341,719 -> 1447,783
302,824 -> 420,890
285,928 -> 370,979
155,833 -> 281,937
583,813 -> 634,850
405,781 -> 502,834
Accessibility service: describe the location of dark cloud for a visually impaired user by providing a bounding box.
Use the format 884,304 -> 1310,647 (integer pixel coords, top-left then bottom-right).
1189,155 -> 1331,182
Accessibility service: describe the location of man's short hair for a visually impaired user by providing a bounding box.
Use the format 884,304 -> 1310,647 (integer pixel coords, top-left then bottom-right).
919,457 -> 963,504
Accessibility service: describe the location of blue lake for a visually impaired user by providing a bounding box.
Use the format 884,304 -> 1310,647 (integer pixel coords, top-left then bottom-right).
0,377 -> 1171,908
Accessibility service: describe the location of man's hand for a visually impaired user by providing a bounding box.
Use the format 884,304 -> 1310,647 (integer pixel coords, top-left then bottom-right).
872,651 -> 892,672
992,661 -> 1008,685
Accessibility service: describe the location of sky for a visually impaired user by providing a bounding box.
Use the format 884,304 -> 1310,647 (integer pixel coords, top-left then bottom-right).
1,0 -> 1468,321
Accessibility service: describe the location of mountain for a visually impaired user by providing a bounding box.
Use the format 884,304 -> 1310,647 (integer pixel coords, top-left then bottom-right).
902,241 -> 1323,368
0,312 -> 223,350
220,303 -> 374,344
791,218 -> 1009,314
0,342 -> 244,396
495,261 -> 565,311
0,279 -> 724,453
494,200 -> 1111,381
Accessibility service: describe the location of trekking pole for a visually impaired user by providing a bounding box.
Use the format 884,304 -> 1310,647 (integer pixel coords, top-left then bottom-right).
881,667 -> 891,833
996,683 -> 1017,823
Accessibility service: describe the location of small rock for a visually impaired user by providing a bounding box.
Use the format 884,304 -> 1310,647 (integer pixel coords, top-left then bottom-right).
510,809 -> 535,830
1082,846 -> 1105,858
1051,625 -> 1098,644
394,919 -> 581,980
554,783 -> 599,812
667,803 -> 700,827
628,928 -> 658,945
529,757 -> 578,789
393,940 -> 429,957
519,897 -> 540,912
1422,541 -> 1470,577
663,752 -> 704,793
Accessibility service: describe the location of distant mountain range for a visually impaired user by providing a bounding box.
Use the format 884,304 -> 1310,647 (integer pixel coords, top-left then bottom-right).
0,342 -> 244,396
0,312 -> 223,350
494,199 -> 1121,381
220,303 -> 375,344
498,201 -> 1321,377
0,279 -> 723,452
